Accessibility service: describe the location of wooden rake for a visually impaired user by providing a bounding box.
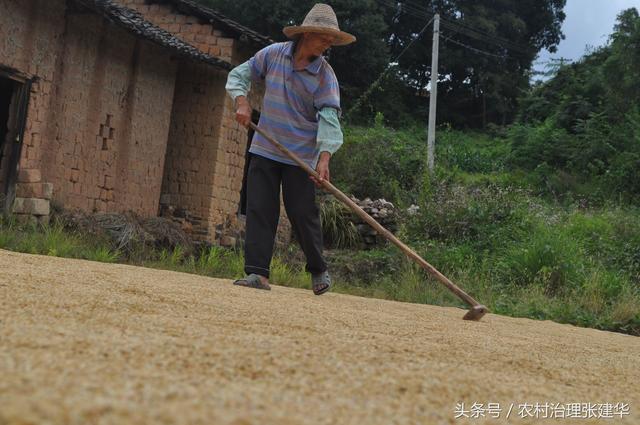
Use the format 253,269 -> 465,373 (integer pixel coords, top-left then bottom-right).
249,122 -> 488,321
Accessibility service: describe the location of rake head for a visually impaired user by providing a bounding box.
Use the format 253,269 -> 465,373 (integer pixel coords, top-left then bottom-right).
463,305 -> 488,321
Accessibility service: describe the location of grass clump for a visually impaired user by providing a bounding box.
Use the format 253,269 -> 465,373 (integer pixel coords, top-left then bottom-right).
0,216 -> 120,262
319,197 -> 359,249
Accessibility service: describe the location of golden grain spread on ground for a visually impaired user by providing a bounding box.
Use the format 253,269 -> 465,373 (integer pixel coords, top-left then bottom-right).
0,249 -> 638,424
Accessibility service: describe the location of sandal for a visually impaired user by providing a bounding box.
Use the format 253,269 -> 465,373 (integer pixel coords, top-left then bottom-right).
312,271 -> 331,295
233,273 -> 271,290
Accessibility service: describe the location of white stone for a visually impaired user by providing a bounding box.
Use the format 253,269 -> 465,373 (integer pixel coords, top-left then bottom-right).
407,204 -> 420,216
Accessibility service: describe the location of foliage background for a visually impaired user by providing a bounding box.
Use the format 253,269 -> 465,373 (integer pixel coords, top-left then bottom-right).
201,0 -> 566,128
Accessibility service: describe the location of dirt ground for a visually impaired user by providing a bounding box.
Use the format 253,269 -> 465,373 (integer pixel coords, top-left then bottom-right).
0,249 -> 638,425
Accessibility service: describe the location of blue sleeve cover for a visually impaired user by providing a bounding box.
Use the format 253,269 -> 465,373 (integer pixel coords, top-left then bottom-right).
225,60 -> 252,100
317,107 -> 343,155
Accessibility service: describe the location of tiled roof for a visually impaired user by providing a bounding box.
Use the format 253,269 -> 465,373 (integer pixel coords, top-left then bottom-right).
73,0 -> 233,70
152,0 -> 273,47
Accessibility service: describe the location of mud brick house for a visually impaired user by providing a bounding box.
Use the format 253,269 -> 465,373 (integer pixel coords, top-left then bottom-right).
0,0 -> 271,243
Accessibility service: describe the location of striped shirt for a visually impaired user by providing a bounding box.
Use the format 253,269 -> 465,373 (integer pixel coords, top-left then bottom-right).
247,41 -> 341,168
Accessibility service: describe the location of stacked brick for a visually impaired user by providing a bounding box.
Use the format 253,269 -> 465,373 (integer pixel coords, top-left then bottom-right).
13,169 -> 51,224
206,95 -> 246,240
159,65 -> 257,243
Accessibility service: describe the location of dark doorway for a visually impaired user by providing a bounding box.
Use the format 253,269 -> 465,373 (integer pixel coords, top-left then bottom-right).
0,71 -> 32,214
238,109 -> 260,217
0,78 -> 15,191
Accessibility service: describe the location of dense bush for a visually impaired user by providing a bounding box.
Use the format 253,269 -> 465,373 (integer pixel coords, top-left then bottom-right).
437,128 -> 509,173
508,8 -> 640,201
332,120 -> 510,207
327,115 -> 640,335
331,117 -> 427,204
404,184 -> 533,246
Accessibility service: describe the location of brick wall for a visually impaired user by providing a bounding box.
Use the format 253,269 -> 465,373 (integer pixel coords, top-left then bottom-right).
42,13 -> 177,215
0,0 -> 63,221
160,62 -> 260,242
160,63 -> 226,238
206,87 -> 247,240
114,0 -> 271,242
0,0 -> 178,219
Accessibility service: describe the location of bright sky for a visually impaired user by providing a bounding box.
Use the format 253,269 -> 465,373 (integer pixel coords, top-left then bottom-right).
535,0 -> 640,76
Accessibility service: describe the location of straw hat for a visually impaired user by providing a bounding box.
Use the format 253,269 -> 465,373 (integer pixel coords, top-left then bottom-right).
283,3 -> 356,46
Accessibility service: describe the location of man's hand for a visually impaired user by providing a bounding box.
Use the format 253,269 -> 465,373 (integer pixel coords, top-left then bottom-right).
235,96 -> 251,127
311,152 -> 331,188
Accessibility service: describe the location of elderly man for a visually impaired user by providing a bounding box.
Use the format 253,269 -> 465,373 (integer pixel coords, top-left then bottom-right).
225,3 -> 355,295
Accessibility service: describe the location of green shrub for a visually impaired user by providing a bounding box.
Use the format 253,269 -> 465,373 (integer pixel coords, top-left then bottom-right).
332,124 -> 426,204
437,128 -> 508,173
405,183 -> 534,249
566,208 -> 640,278
496,226 -> 585,293
508,9 -> 640,201
507,120 -> 576,170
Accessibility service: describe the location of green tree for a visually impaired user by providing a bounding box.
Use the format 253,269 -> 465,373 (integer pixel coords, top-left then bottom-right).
510,8 -> 640,200
601,8 -> 640,119
200,0 -> 391,109
199,0 -> 566,128
382,0 -> 565,127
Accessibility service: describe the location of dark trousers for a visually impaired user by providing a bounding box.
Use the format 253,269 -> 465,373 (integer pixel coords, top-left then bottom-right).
244,154 -> 326,278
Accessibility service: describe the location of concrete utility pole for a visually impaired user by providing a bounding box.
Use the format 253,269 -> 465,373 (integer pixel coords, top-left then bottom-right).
427,14 -> 440,173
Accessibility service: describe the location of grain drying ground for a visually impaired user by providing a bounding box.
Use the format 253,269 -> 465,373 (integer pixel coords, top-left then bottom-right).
0,249 -> 638,424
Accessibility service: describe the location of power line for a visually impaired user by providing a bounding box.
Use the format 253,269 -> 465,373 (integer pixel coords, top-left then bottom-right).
403,0 -> 436,14
377,0 -> 433,21
395,1 -> 436,19
440,19 -> 533,55
344,15 -> 435,120
440,32 -> 511,61
346,3 -> 535,121
391,15 -> 435,63
376,0 -> 533,55
440,16 -> 526,48
391,0 -> 527,50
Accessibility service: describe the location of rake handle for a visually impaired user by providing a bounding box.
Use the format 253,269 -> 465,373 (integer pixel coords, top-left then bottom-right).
248,122 -> 482,309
